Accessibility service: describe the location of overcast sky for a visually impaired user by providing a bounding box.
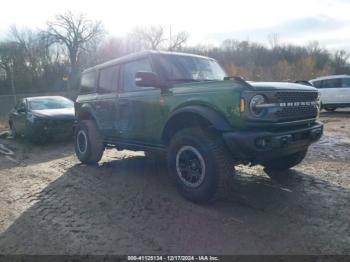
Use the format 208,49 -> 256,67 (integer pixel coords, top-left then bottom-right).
1,0 -> 349,51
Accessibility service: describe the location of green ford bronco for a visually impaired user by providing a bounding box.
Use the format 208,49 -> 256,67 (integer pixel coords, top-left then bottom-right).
74,51 -> 323,202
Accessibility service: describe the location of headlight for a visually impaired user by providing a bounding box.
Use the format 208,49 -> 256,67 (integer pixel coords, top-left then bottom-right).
249,94 -> 266,117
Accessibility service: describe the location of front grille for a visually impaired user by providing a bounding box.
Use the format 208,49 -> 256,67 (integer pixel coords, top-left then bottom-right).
275,91 -> 318,102
47,119 -> 74,133
274,91 -> 319,121
275,105 -> 318,119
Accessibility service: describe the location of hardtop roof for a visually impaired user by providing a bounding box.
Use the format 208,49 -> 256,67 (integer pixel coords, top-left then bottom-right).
82,50 -> 215,74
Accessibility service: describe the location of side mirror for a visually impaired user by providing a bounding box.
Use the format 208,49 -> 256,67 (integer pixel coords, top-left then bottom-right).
17,108 -> 26,114
135,71 -> 160,87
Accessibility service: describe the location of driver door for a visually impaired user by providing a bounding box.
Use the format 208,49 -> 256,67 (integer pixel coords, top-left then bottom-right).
115,57 -> 164,145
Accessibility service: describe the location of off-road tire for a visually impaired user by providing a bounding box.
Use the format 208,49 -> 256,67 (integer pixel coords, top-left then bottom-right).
74,120 -> 104,164
168,128 -> 235,203
263,150 -> 307,175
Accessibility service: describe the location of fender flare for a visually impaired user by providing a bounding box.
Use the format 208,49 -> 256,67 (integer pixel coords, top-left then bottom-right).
162,105 -> 232,144
76,103 -> 97,122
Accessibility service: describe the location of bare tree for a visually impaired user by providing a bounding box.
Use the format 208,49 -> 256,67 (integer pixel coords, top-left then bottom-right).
333,50 -> 350,73
0,41 -> 20,99
168,31 -> 189,51
267,33 -> 280,49
0,42 -> 15,78
131,26 -> 166,50
45,11 -> 104,85
9,26 -> 48,79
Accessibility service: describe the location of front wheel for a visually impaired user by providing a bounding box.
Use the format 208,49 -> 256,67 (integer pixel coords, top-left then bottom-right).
74,120 -> 104,164
168,128 -> 235,203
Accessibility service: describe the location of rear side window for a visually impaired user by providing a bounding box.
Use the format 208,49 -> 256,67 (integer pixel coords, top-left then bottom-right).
341,78 -> 350,87
98,65 -> 119,93
80,71 -> 96,93
122,58 -> 153,92
322,78 -> 341,88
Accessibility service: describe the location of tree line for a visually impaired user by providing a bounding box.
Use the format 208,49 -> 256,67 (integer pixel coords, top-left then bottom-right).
0,11 -> 349,95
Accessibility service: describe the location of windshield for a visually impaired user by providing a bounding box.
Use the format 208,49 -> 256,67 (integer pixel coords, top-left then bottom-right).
160,54 -> 226,82
29,97 -> 74,110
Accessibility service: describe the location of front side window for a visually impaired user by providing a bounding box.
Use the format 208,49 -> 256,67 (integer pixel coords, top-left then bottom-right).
122,59 -> 153,92
159,54 -> 226,83
98,65 -> 119,93
80,71 -> 97,93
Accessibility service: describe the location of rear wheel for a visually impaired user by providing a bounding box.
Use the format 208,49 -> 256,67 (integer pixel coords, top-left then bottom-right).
168,128 -> 235,203
74,120 -> 104,164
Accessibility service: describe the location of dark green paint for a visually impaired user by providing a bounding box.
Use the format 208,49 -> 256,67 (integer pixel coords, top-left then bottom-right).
76,80 -> 245,146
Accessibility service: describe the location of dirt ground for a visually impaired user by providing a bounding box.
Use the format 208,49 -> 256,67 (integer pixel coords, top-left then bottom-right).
0,111 -> 349,255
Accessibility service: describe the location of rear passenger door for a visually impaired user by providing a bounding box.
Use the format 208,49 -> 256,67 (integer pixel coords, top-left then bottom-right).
95,65 -> 120,137
115,57 -> 163,145
316,78 -> 342,104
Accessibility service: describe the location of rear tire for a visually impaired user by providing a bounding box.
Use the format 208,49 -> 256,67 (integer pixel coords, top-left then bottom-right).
74,120 -> 104,164
263,150 -> 307,178
168,128 -> 235,203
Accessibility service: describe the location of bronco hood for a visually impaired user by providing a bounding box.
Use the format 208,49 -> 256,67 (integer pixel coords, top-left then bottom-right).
248,82 -> 317,91
31,108 -> 75,120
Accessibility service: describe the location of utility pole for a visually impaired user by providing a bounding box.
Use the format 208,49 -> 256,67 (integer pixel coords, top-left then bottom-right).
169,25 -> 172,51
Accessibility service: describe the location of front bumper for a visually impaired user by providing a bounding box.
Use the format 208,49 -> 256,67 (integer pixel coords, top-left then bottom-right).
223,121 -> 323,162
28,119 -> 74,138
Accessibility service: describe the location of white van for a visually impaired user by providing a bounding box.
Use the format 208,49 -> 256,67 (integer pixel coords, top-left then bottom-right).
310,75 -> 350,111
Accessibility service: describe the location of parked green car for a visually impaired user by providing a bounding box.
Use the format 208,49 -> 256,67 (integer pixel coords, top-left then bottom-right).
74,51 -> 323,202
